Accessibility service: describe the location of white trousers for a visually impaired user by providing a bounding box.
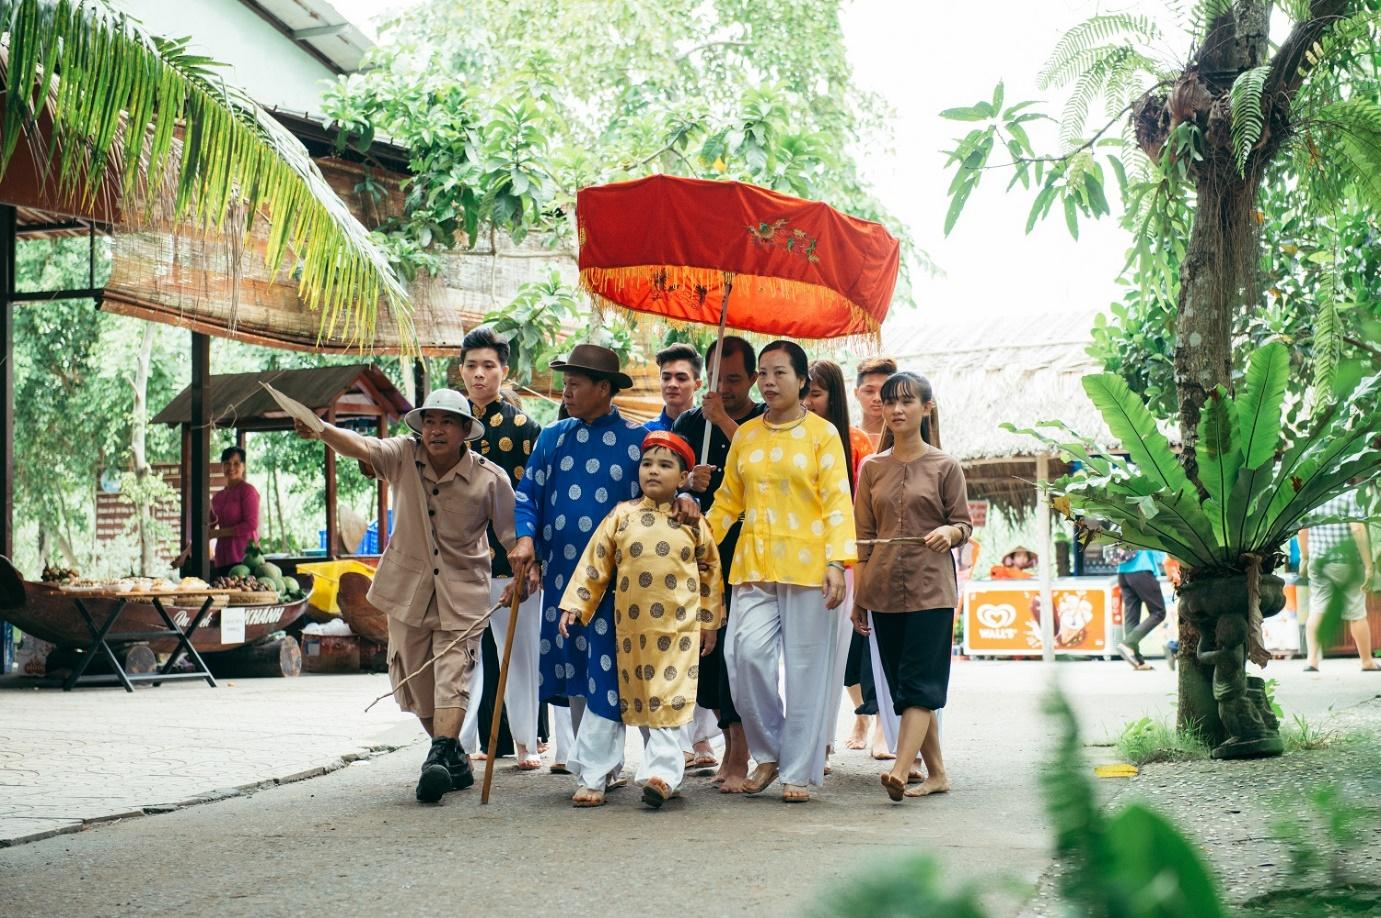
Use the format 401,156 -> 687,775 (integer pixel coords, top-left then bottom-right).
550,703 -> 575,765
829,572 -> 856,748
726,582 -> 841,788
679,705 -> 721,752
572,714 -> 685,791
460,579 -> 543,757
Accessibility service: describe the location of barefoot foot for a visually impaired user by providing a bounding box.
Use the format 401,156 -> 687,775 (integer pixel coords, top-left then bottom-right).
880,772 -> 906,801
904,774 -> 951,797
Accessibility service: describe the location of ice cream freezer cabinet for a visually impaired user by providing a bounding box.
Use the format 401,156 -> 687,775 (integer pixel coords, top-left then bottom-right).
961,577 -> 1124,658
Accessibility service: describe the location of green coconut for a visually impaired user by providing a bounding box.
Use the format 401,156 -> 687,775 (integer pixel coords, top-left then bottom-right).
253,562 -> 282,579
281,576 -> 301,595
228,564 -> 251,578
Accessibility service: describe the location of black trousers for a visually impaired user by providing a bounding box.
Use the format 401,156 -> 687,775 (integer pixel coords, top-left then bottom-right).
873,609 -> 954,713
1118,571 -> 1165,648
697,570 -> 740,728
843,631 -> 880,715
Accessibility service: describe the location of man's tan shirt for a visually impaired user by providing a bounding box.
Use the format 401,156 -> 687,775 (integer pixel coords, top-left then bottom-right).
365,437 -> 516,630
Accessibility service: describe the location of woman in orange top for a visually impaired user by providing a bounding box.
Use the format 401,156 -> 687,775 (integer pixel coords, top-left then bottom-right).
805,360 -> 885,758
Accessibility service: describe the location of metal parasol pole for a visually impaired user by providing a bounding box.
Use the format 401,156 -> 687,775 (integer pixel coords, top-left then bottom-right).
700,271 -> 735,466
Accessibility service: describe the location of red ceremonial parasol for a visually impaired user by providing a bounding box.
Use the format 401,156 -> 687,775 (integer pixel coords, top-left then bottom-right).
577,174 -> 901,462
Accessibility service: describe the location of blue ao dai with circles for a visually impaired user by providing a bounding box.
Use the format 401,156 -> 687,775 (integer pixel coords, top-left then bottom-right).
514,408 -> 645,721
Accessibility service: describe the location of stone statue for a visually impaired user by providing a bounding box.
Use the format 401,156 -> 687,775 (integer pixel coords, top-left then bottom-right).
1195,613 -> 1285,759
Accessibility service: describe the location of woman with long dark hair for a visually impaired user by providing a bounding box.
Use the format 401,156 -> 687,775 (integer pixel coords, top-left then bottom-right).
805,360 -> 886,758
853,372 -> 971,801
707,341 -> 856,803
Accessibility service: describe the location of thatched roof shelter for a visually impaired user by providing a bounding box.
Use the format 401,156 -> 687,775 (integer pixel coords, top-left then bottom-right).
884,310 -> 1114,520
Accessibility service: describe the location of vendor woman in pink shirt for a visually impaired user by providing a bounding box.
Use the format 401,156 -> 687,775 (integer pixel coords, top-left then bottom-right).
210,446 -> 260,570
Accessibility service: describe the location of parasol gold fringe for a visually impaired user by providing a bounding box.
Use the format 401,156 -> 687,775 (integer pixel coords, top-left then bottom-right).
578,265 -> 883,351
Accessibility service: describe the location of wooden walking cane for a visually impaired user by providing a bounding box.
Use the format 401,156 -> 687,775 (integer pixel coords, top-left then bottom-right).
481,578 -> 525,804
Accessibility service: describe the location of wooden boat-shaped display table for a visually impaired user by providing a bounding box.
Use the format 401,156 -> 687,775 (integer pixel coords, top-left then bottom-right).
0,558 -> 314,687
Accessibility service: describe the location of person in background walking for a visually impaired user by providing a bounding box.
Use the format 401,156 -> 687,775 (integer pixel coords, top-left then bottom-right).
853,357 -> 896,451
455,327 -> 545,770
707,340 -> 856,803
646,343 -> 703,432
674,335 -> 766,792
1301,489 -> 1377,672
805,359 -> 886,759
852,371 -> 971,802
1115,550 -> 1171,671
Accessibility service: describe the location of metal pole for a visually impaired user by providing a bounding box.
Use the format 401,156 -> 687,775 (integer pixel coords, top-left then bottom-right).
189,332 -> 212,580
0,206 -> 15,560
1037,452 -> 1056,663
699,271 -> 734,466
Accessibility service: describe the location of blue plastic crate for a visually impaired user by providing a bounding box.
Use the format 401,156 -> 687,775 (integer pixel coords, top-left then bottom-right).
319,510 -> 394,555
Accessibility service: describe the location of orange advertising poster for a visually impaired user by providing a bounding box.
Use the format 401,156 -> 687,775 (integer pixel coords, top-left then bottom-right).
963,581 -> 1113,656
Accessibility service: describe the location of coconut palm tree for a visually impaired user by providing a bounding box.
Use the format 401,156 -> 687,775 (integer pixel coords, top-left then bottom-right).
0,0 -> 409,343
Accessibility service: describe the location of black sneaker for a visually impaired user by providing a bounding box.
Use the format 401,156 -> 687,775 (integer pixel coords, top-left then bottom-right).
416,737 -> 455,803
445,742 -> 475,793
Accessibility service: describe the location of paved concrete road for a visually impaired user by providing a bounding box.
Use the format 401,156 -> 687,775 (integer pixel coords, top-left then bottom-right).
2,660 -> 1375,916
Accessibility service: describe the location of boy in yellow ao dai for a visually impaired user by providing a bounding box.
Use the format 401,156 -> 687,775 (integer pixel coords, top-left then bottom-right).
559,431 -> 723,808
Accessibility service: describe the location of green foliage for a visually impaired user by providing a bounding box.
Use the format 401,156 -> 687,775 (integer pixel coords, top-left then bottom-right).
321,0 -> 920,290
1270,783 -> 1378,887
1044,687 -> 1225,917
0,0 -> 408,344
812,856 -> 988,918
942,2 -> 1381,417
1230,65 -> 1270,174
1010,342 -> 1381,574
479,271 -> 637,387
1115,716 -> 1210,765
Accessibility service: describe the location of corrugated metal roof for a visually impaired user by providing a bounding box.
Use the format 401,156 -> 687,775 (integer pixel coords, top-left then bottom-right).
153,364 -> 410,427
238,0 -> 373,73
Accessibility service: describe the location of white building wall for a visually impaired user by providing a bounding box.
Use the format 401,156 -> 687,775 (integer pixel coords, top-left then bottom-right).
113,0 -> 338,113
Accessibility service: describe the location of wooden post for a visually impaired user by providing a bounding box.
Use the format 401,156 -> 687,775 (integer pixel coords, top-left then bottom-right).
482,586 -> 523,804
324,404 -> 337,558
189,332 -> 212,580
413,359 -> 429,405
235,428 -> 246,451
179,424 -> 191,560
0,205 -> 14,560
1037,452 -> 1056,663
376,415 -> 389,553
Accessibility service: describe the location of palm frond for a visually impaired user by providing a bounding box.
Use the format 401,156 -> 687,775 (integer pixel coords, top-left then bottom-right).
0,0 -> 411,349
1037,14 -> 1161,90
1196,388 -> 1241,552
1229,65 -> 1269,175
1311,290 -> 1340,416
1192,0 -> 1234,40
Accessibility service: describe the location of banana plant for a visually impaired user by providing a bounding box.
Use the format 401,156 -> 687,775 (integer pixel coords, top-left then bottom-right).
1007,341 -> 1381,579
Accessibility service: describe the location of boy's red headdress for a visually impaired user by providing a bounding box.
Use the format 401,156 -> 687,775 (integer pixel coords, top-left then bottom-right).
641,430 -> 695,471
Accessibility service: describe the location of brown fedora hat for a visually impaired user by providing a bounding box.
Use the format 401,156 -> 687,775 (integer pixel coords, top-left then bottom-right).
549,343 -> 633,389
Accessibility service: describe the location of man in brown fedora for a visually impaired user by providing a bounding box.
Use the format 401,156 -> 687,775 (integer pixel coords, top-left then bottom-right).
508,343 -> 699,799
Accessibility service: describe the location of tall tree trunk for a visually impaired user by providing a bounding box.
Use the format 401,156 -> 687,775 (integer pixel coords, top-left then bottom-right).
129,324 -> 156,575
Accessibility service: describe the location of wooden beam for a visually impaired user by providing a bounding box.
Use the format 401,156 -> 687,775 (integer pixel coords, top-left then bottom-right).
325,403 -> 338,559
377,415 -> 390,554
0,205 -> 14,559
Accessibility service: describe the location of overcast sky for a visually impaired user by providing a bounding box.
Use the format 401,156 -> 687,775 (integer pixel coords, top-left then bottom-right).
333,1 -> 1188,328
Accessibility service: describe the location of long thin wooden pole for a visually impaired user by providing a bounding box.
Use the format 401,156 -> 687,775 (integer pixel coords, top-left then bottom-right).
700,271 -> 735,466
481,584 -> 524,804
1037,452 -> 1056,663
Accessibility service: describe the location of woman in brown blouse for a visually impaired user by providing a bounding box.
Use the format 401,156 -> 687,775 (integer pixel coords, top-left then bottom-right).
852,372 -> 972,801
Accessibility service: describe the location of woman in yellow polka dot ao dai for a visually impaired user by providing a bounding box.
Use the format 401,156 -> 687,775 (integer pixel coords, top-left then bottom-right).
705,340 -> 857,803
